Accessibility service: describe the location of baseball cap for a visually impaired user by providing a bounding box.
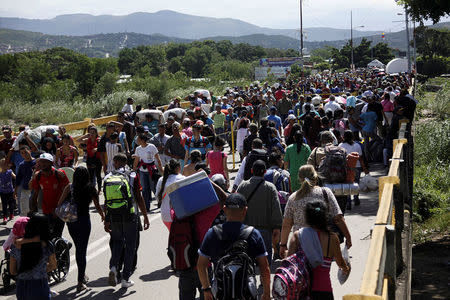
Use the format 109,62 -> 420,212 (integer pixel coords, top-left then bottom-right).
39,153 -> 54,162
143,126 -> 150,132
287,114 -> 296,121
225,193 -> 247,209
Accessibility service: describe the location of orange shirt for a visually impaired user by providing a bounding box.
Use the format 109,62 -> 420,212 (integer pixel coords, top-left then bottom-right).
32,168 -> 69,214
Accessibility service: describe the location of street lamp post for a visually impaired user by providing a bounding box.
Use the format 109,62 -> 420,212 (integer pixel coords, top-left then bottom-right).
350,11 -> 364,70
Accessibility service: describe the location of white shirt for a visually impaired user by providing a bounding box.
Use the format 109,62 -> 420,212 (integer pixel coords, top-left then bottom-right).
324,100 -> 341,113
156,173 -> 185,223
339,142 -> 363,168
233,156 -> 247,190
106,142 -> 122,173
121,103 -> 134,114
135,143 -> 158,172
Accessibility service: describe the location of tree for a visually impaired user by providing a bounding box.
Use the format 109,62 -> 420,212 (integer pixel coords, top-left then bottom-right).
400,0 -> 450,23
118,48 -> 140,75
414,25 -> 450,58
371,43 -> 394,64
182,46 -> 213,77
15,56 -> 54,102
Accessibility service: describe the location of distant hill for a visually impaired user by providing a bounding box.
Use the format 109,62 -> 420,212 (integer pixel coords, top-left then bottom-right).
0,10 -> 378,41
1,21 -> 448,58
0,29 -> 190,57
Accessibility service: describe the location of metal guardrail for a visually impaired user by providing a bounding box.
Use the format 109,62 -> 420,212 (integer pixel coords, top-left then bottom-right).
344,119 -> 414,300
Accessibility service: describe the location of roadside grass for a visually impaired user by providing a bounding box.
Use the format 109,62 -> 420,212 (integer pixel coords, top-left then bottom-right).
413,77 -> 450,243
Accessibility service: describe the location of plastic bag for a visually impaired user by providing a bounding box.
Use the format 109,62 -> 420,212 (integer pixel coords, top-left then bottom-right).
338,245 -> 351,284
360,174 -> 378,192
55,200 -> 78,223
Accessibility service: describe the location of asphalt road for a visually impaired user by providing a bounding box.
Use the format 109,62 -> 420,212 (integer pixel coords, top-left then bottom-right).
0,153 -> 385,300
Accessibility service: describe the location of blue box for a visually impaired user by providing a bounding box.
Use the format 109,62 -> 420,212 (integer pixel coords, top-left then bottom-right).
166,171 -> 219,219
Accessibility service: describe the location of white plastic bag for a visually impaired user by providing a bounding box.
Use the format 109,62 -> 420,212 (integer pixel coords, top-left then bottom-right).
360,174 -> 378,192
338,245 -> 351,284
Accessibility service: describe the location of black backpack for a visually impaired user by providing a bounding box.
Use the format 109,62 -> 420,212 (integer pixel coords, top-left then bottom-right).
212,225 -> 258,300
243,149 -> 268,180
167,216 -> 198,271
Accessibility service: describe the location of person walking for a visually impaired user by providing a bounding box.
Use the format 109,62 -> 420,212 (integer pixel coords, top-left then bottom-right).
284,130 -> 311,192
236,160 -> 282,265
286,200 -> 350,300
57,166 -> 104,292
30,153 -> 70,238
279,165 -> 352,259
105,154 -> 150,288
155,159 -> 184,230
0,158 -> 16,223
205,137 -> 229,183
133,134 -> 163,211
14,145 -> 36,216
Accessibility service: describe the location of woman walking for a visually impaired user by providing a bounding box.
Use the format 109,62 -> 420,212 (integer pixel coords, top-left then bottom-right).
283,130 -> 311,192
55,134 -> 79,168
286,200 -> 350,300
57,166 -> 104,292
205,137 -> 229,184
155,159 -> 185,230
83,126 -> 102,193
279,165 -> 352,258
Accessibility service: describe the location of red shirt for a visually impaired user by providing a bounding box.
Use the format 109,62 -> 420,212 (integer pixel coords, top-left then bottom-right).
274,90 -> 285,101
86,137 -> 101,159
32,168 -> 69,214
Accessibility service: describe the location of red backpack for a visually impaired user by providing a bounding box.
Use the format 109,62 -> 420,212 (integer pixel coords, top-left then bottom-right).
167,216 -> 198,271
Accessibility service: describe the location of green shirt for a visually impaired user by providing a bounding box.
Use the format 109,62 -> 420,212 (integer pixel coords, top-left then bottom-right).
284,143 -> 312,191
213,112 -> 226,129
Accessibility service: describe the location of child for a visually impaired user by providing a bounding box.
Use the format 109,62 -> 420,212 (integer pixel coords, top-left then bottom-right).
333,108 -> 348,137
105,133 -> 123,173
0,158 -> 16,224
15,146 -> 36,217
206,137 -> 229,186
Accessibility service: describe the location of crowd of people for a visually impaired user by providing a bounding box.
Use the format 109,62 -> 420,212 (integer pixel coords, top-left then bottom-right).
0,69 -> 416,299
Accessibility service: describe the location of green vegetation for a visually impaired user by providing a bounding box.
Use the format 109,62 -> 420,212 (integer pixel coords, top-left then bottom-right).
330,38 -> 394,69
0,40 -> 301,125
414,26 -> 450,77
413,78 -> 450,243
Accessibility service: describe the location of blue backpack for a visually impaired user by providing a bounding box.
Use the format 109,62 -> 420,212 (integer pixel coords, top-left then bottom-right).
264,168 -> 290,203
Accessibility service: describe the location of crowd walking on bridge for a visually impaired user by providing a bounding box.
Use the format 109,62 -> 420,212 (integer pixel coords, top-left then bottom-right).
0,69 -> 416,299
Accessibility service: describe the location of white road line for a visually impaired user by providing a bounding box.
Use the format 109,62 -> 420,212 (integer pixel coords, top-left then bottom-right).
68,213 -> 161,273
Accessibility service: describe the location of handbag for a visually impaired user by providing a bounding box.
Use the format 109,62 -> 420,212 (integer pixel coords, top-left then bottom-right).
55,186 -> 78,223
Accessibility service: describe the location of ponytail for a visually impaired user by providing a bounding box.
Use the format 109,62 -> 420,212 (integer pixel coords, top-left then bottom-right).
296,165 -> 318,199
158,159 -> 181,201
294,130 -> 304,154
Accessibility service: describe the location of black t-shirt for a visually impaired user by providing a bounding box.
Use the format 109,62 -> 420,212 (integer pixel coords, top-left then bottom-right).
243,134 -> 258,154
71,184 -> 97,217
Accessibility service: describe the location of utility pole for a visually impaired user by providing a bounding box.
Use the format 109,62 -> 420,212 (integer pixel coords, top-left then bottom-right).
300,0 -> 303,59
351,10 -> 354,70
404,5 -> 411,73
412,20 -> 417,72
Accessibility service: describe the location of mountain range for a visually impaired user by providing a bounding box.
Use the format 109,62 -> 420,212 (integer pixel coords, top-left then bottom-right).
0,10 -> 378,41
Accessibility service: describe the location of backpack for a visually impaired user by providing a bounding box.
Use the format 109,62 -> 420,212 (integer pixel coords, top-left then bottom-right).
272,243 -> 311,300
103,171 -> 135,222
264,168 -> 290,205
318,145 -> 348,183
243,149 -> 268,180
212,225 -> 258,300
167,216 -> 198,271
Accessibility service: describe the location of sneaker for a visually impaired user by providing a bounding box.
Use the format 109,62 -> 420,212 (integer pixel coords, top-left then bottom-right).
82,275 -> 89,284
121,279 -> 134,288
108,267 -> 117,286
9,214 -> 14,221
2,217 -> 7,224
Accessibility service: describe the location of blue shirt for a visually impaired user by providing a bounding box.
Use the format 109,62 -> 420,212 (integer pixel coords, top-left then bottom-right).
11,151 -> 24,174
198,222 -> 267,264
16,160 -> 36,190
267,114 -> 282,130
0,169 -> 14,193
360,111 -> 378,133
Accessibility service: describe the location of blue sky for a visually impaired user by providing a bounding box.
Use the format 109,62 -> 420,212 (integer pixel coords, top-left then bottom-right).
0,0 -> 447,32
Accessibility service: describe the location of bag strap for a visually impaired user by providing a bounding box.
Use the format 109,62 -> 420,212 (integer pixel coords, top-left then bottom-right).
246,180 -> 264,205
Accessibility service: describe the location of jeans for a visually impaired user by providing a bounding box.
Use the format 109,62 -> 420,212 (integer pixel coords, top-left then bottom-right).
178,269 -> 204,300
17,187 -> 31,217
362,130 -> 377,161
139,170 -> 156,211
258,229 -> 273,265
88,161 -> 102,192
0,192 -> 14,218
109,216 -> 138,281
67,215 -> 91,283
215,127 -> 225,138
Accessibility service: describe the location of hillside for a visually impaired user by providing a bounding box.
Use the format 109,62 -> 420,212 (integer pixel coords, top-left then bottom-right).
0,10 -> 378,41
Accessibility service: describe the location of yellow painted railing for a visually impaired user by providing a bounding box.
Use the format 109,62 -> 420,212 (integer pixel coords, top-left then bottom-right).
344,120 -> 413,300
